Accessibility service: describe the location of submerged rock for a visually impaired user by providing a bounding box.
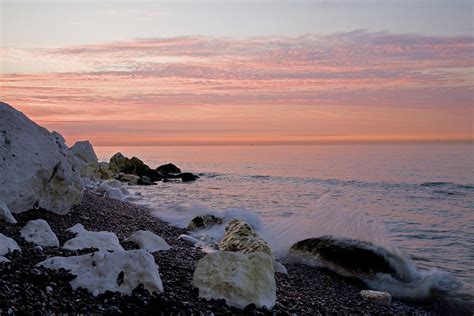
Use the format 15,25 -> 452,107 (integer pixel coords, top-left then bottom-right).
157,163 -> 181,176
64,224 -> 124,252
288,236 -> 412,281
193,251 -> 276,310
125,230 -> 171,253
37,249 -> 164,296
117,173 -> 140,184
0,102 -> 83,214
179,172 -> 199,182
220,219 -> 272,257
187,215 -> 223,231
0,201 -> 17,223
20,219 -> 59,247
360,290 -> 392,305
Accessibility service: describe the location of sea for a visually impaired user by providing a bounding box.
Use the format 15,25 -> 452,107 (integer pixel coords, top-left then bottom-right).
95,143 -> 474,305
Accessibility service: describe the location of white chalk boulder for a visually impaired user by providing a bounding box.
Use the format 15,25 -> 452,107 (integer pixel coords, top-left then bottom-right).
360,290 -> 392,305
38,249 -> 163,296
20,219 -> 60,247
64,224 -> 124,252
70,140 -> 98,164
104,188 -> 126,201
0,201 -> 17,223
0,102 -> 83,214
193,251 -> 276,310
0,233 -> 21,256
126,230 -> 171,252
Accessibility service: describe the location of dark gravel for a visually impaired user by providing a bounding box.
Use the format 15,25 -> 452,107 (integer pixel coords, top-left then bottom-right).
0,192 -> 442,314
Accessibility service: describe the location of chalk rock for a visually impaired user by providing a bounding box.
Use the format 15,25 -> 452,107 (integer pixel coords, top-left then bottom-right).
125,230 -> 171,252
220,219 -> 272,257
38,249 -> 163,296
104,188 -> 125,201
0,102 -> 83,214
73,156 -> 100,179
0,201 -> 17,223
193,251 -> 276,310
64,224 -> 124,252
70,140 -> 98,164
360,290 -> 392,305
273,261 -> 288,274
98,162 -> 115,180
187,215 -> 223,231
0,233 -> 21,256
0,256 -> 10,263
20,219 -> 59,247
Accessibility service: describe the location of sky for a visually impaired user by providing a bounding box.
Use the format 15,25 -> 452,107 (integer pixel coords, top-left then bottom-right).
1,0 -> 473,145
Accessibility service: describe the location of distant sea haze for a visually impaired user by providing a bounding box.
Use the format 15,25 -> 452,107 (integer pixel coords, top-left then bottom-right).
96,143 -> 474,303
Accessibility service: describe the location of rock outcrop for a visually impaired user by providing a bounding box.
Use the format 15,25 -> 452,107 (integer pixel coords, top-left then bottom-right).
20,219 -> 60,247
38,249 -> 164,296
64,224 -> 124,252
0,201 -> 17,224
187,215 -> 223,231
219,219 -> 272,257
125,230 -> 171,252
0,102 -> 83,214
193,251 -> 276,309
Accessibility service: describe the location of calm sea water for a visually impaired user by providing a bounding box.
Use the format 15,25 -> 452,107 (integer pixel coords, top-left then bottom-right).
95,143 -> 474,299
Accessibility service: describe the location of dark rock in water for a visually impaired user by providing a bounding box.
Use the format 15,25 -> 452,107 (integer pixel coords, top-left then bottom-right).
187,215 -> 223,231
289,236 -> 410,281
157,163 -> 181,177
109,153 -> 135,174
179,173 -> 199,182
130,157 -> 162,181
137,176 -> 155,185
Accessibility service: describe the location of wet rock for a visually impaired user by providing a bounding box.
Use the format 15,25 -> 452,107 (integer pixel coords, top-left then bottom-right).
187,215 -> 223,231
219,219 -> 272,257
109,153 -> 135,174
157,163 -> 181,177
179,173 -> 199,182
288,236 -> 412,280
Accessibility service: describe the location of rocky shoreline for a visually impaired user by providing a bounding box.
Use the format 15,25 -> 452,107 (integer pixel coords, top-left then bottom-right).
0,192 -> 438,315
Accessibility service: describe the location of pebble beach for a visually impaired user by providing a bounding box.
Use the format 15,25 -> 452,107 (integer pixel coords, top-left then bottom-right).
0,192 -> 440,315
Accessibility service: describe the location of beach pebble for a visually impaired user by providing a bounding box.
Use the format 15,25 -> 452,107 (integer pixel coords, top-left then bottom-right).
360,290 -> 392,305
20,219 -> 59,247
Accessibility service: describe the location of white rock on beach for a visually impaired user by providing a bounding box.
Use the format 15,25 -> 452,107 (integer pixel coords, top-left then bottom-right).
70,141 -> 98,164
0,233 -> 21,256
0,102 -> 83,214
0,256 -> 10,263
360,290 -> 392,305
179,234 -> 199,245
104,188 -> 126,201
64,224 -> 124,252
0,201 -> 17,224
126,230 -> 171,252
98,179 -> 122,193
20,219 -> 60,247
37,249 -> 164,296
193,251 -> 276,310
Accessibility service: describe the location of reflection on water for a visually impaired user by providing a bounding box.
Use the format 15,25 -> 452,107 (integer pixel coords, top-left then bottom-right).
95,143 -> 474,298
